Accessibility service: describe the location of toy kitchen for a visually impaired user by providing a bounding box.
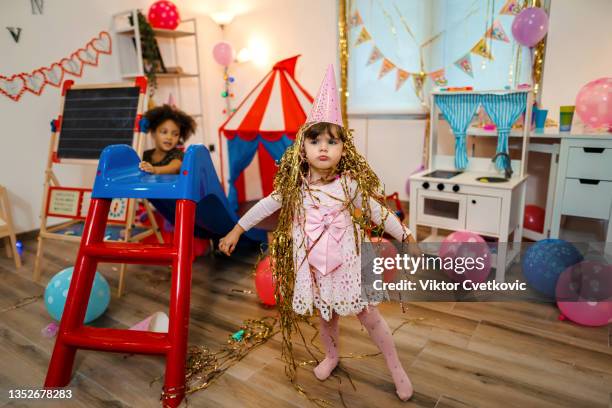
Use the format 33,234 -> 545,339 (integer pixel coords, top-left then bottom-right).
409,89 -> 533,281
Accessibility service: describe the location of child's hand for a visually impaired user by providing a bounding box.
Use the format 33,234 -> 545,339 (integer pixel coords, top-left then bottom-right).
404,234 -> 422,258
219,225 -> 244,256
140,161 -> 156,174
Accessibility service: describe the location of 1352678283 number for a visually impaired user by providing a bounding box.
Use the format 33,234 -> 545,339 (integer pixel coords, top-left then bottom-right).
8,389 -> 73,399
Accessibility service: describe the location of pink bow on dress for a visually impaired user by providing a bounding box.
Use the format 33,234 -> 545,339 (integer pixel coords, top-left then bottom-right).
305,206 -> 350,275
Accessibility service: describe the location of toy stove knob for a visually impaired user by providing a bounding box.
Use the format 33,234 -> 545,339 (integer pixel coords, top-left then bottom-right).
452,184 -> 460,193
437,183 -> 445,191
422,182 -> 430,189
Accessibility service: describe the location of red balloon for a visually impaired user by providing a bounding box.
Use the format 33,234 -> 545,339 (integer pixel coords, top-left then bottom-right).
524,205 -> 545,233
254,256 -> 276,306
148,1 -> 181,30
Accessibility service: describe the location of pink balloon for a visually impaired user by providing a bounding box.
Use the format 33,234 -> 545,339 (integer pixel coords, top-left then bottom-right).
439,231 -> 492,283
511,7 -> 549,47
556,261 -> 612,327
575,77 -> 612,129
212,42 -> 235,67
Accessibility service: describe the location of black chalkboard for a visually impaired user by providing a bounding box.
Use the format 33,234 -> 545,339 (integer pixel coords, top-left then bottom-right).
57,87 -> 141,160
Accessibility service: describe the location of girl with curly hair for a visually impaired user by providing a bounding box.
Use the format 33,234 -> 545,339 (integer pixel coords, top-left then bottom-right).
139,104 -> 196,175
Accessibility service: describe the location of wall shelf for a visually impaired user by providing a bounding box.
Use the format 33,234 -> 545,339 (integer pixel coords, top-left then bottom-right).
112,10 -> 205,144
116,27 -> 196,39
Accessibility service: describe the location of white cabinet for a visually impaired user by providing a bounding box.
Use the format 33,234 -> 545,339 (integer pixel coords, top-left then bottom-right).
466,194 -> 501,235
551,135 -> 612,242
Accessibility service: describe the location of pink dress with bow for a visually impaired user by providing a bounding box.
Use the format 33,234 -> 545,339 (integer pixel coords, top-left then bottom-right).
238,177 -> 412,321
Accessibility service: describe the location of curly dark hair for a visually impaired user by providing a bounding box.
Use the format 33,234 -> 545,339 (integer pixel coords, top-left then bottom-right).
144,104 -> 196,143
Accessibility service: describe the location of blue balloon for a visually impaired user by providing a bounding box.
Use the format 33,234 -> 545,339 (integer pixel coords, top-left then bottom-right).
522,239 -> 583,298
44,267 -> 110,323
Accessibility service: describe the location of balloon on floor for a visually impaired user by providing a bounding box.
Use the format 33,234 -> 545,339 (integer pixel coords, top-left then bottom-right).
254,255 -> 276,306
45,267 -> 110,323
522,239 -> 583,298
556,260 -> 612,327
440,231 -> 492,283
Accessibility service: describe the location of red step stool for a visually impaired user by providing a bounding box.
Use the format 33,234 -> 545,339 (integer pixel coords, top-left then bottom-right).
44,198 -> 195,407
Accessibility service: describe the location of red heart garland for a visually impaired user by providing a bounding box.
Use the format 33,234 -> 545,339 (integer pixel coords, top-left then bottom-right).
61,54 -> 84,77
91,31 -> 112,55
0,74 -> 26,101
23,69 -> 47,95
2,31 -> 113,100
77,43 -> 100,66
41,63 -> 64,87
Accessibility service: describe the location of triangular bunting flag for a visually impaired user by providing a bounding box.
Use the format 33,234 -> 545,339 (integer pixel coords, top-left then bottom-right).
499,0 -> 520,15
485,20 -> 510,43
349,10 -> 363,28
395,69 -> 410,91
429,69 -> 447,86
6,27 -> 22,43
366,46 -> 383,65
454,53 -> 474,78
471,38 -> 494,61
378,59 -> 395,79
355,27 -> 372,46
412,72 -> 426,101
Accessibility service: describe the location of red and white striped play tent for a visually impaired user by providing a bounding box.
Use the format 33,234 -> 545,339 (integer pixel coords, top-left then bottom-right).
219,55 -> 313,211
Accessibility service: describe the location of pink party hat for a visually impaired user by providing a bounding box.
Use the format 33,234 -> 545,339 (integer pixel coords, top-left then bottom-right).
306,64 -> 343,127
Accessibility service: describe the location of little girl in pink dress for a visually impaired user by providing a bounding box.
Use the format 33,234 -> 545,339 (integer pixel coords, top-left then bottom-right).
220,65 -> 414,401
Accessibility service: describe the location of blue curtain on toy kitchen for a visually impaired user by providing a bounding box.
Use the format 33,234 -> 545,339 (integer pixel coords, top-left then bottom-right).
480,92 -> 528,170
227,135 -> 294,212
435,93 -> 482,169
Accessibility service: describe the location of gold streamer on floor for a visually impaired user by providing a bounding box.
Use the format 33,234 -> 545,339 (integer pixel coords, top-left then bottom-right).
0,294 -> 42,313
182,316 -> 279,396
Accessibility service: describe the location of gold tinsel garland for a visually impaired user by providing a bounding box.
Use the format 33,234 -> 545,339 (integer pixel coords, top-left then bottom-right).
530,0 -> 548,99
162,316 -> 279,400
338,0 -> 350,127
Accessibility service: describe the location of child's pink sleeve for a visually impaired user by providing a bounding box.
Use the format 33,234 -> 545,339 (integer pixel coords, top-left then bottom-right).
237,193 -> 282,231
368,198 -> 413,242
348,177 -> 412,242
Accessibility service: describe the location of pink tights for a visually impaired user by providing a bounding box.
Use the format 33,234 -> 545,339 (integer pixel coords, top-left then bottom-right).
314,307 -> 413,401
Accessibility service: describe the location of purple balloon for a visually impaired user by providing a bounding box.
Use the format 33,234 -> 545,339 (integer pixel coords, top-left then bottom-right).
212,41 -> 235,67
511,7 -> 549,47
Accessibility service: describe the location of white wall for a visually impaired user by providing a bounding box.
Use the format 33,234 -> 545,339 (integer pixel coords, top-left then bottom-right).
540,0 -> 612,124
0,0 -> 143,233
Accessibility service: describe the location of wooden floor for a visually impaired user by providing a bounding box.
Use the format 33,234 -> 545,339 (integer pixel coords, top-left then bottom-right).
0,238 -> 610,408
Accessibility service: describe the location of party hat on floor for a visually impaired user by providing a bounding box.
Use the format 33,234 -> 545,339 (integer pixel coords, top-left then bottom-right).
306,64 -> 343,127
129,311 -> 169,332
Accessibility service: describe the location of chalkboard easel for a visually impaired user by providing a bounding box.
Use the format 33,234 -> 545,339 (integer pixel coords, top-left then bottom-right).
35,79 -> 163,297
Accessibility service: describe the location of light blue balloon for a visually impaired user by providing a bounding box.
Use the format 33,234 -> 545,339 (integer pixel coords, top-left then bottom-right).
44,267 -> 110,324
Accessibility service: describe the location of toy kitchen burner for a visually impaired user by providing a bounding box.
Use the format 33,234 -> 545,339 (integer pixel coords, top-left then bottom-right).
409,89 -> 534,281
